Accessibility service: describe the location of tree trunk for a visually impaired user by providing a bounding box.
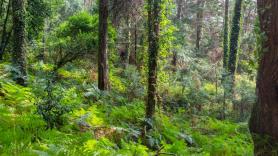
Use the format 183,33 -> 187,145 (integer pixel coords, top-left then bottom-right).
223,0 -> 229,69
249,1 -> 278,155
146,0 -> 161,121
221,0 -> 229,119
0,0 -> 11,60
176,0 -> 183,21
196,0 -> 204,51
12,0 -> 27,86
129,23 -> 137,65
98,0 -> 109,90
227,0 -> 243,96
123,16 -> 131,68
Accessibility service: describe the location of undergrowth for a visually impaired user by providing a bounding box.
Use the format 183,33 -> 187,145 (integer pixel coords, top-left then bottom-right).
0,63 -> 253,156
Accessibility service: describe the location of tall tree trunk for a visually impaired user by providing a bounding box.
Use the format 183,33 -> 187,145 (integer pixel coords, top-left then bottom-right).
129,23 -> 137,65
196,0 -> 204,51
172,0 -> 183,72
176,0 -> 183,21
227,0 -> 243,96
249,1 -> 278,155
146,0 -> 161,121
12,0 -> 27,86
98,0 -> 109,90
0,0 -> 11,60
221,0 -> 229,119
223,0 -> 229,69
123,16 -> 131,68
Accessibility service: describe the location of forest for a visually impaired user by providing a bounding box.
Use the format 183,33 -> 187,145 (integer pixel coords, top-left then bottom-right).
0,0 -> 277,155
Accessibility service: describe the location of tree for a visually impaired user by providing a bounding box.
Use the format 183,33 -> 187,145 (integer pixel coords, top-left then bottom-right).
249,0 -> 278,154
12,0 -> 27,86
145,0 -> 161,122
221,0 -> 229,119
0,0 -> 12,61
195,0 -> 204,51
223,0 -> 229,69
98,0 -> 109,90
226,0 -> 243,96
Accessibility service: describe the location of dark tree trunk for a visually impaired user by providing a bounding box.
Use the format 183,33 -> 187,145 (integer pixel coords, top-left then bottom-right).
249,1 -> 278,155
227,0 -> 243,95
223,0 -> 229,69
0,0 -> 11,60
221,0 -> 229,119
146,0 -> 161,121
12,0 -> 27,86
196,0 -> 204,51
129,23 -> 137,65
98,0 -> 109,90
172,51 -> 177,71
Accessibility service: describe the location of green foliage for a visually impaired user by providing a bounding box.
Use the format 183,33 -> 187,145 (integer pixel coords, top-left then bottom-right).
26,0 -> 51,39
47,11 -> 116,69
0,0 -> 258,154
109,100 -> 145,125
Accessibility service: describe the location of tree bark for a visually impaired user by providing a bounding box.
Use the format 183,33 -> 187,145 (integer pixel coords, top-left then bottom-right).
249,1 -> 278,155
0,0 -> 11,60
196,0 -> 204,51
98,0 -> 109,90
223,0 -> 229,69
12,0 -> 27,86
123,16 -> 131,68
176,0 -> 183,21
221,0 -> 229,119
227,0 -> 243,96
129,23 -> 137,65
146,0 -> 161,121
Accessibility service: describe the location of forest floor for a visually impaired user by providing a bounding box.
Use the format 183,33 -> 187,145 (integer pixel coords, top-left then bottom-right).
0,63 -> 253,156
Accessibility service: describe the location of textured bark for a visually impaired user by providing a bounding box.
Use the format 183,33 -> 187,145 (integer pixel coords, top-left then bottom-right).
227,0 -> 243,95
223,0 -> 229,69
0,0 -> 11,60
98,0 -> 109,90
129,23 -> 137,65
249,0 -> 278,155
12,0 -> 27,86
221,0 -> 229,119
196,0 -> 204,51
146,0 -> 161,120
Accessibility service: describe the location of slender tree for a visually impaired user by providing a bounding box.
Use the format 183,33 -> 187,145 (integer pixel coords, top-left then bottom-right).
221,0 -> 229,119
128,22 -> 138,65
0,0 -> 12,61
98,0 -> 109,90
196,0 -> 204,51
12,0 -> 27,86
146,0 -> 161,121
226,0 -> 243,95
249,0 -> 278,154
223,0 -> 229,69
